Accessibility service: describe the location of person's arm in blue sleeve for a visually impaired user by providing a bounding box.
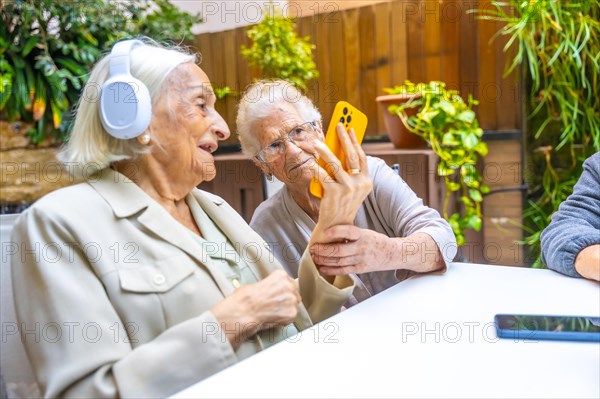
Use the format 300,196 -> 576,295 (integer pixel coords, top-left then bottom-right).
541,152 -> 600,280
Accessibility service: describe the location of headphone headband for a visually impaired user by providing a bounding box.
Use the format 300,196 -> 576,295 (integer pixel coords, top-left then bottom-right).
109,39 -> 143,77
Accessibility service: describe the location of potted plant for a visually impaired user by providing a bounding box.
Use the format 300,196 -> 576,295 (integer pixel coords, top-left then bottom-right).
387,81 -> 489,246
375,91 -> 427,148
241,1 -> 319,91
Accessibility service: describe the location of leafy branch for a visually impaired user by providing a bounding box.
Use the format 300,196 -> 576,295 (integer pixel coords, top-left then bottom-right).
0,0 -> 203,143
386,81 -> 489,246
241,2 -> 318,91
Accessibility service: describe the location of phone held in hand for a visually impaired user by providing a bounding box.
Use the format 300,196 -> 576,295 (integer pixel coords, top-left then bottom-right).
309,101 -> 368,199
494,314 -> 600,342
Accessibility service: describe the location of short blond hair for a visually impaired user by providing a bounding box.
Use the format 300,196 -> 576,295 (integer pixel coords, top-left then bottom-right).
236,80 -> 322,158
60,38 -> 196,172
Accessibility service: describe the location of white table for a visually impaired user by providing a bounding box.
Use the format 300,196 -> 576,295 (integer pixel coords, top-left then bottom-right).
172,263 -> 600,399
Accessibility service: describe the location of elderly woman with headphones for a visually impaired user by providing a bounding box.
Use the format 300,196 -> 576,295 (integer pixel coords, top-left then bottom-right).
10,39 -> 371,398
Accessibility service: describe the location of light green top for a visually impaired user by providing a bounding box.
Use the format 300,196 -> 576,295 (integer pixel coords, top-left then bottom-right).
187,196 -> 298,349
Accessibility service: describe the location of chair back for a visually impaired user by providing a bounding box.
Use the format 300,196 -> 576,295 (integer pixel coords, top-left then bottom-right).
1,213 -> 41,398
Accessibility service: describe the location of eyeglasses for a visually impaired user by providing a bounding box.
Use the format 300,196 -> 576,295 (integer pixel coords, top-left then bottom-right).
255,121 -> 320,163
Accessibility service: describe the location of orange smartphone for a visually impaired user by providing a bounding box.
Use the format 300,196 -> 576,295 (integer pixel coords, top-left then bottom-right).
309,101 -> 368,198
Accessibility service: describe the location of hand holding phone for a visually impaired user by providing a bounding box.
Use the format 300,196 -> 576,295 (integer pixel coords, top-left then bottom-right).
309,101 -> 368,198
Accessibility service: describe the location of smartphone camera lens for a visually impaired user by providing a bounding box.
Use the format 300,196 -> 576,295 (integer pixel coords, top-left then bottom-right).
343,107 -> 348,115
340,117 -> 345,124
347,115 -> 352,123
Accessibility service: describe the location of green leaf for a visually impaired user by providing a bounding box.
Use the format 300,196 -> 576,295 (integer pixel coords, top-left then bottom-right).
480,184 -> 490,194
464,215 -> 482,231
474,142 -> 488,157
22,36 -> 40,57
469,189 -> 483,203
460,196 -> 473,206
442,132 -> 459,146
437,163 -> 454,176
420,110 -> 439,123
431,111 -> 446,129
447,182 -> 461,192
438,99 -> 456,116
457,110 -> 475,124
56,58 -> 87,76
449,218 -> 460,233
463,133 -> 478,150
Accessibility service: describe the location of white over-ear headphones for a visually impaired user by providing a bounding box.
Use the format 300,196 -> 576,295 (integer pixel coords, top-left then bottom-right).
99,40 -> 152,139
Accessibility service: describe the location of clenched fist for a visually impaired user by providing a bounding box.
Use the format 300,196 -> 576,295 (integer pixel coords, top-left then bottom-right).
212,270 -> 301,349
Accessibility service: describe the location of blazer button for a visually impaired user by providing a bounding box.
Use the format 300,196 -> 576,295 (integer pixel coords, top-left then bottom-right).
153,274 -> 166,286
232,279 -> 240,289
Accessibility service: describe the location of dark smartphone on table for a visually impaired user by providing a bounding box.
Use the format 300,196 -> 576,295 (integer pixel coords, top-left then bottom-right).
494,314 -> 600,342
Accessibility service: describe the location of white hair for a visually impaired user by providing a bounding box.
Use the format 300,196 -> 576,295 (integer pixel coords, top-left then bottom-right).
236,80 -> 322,158
59,38 -> 196,173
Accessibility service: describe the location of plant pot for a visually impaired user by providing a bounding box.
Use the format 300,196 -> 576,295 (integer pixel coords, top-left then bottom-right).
376,94 -> 427,149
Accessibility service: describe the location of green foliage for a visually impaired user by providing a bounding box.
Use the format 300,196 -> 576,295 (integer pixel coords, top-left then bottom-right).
386,81 -> 489,246
0,0 -> 202,143
241,3 -> 318,91
214,86 -> 235,100
480,0 -> 600,267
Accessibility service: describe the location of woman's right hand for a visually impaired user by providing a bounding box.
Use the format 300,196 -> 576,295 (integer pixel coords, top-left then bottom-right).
300,123 -> 373,245
211,270 -> 300,349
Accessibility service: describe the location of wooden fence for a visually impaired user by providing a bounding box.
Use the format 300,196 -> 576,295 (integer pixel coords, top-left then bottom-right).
195,0 -> 525,266
194,0 -> 520,146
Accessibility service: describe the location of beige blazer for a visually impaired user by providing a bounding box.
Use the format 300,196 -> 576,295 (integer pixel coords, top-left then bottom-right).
10,168 -> 353,398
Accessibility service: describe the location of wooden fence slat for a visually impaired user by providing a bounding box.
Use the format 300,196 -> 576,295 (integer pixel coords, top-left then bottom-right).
342,8 -> 361,110
496,16 -> 519,130
374,1 -> 392,135
390,0 -> 409,84
358,5 -> 378,137
441,0 -> 460,89
296,15 -> 317,101
315,9 -> 334,126
196,34 -> 214,79
424,0 -> 442,81
236,26 -> 252,95
407,0 -> 426,83
209,32 -> 229,128
478,0 -> 498,130
459,0 -> 479,107
326,7 -> 346,112
223,30 -> 239,133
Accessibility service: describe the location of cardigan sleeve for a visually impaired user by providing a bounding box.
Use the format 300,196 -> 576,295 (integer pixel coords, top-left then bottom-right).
541,152 -> 600,277
368,157 -> 458,267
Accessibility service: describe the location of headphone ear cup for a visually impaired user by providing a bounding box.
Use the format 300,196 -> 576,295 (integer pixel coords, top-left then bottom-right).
99,76 -> 152,140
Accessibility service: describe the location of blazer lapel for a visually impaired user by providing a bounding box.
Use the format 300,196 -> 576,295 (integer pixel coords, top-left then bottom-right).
194,190 -> 313,331
192,190 -> 281,278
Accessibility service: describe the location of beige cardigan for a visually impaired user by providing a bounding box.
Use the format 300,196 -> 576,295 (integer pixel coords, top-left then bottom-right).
10,168 -> 353,398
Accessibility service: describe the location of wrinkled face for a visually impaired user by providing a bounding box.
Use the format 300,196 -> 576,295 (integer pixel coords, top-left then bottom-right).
252,102 -> 323,187
148,63 -> 230,187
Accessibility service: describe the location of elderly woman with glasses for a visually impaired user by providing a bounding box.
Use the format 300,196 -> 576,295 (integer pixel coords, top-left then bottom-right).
238,80 -> 457,304
9,41 -> 372,398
